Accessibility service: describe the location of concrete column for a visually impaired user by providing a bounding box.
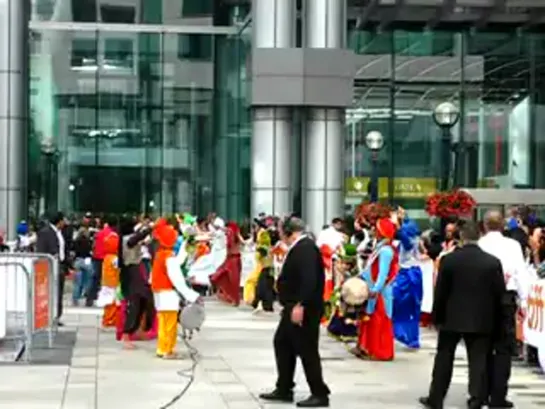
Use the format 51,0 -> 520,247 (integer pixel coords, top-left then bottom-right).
0,0 -> 29,239
252,107 -> 292,216
251,0 -> 295,217
303,0 -> 346,234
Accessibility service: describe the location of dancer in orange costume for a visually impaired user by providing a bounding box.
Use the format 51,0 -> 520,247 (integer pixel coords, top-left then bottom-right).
100,232 -> 120,328
353,218 -> 399,361
151,219 -> 200,359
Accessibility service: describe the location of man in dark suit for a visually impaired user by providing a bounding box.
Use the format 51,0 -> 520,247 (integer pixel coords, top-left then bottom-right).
419,221 -> 506,409
37,212 -> 68,325
259,216 -> 330,408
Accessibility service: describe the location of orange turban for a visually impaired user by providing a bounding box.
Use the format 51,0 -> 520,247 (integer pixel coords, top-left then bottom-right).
376,218 -> 396,240
153,218 -> 178,249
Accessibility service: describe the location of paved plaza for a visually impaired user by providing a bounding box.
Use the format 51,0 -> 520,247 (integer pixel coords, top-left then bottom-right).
1,300 -> 545,409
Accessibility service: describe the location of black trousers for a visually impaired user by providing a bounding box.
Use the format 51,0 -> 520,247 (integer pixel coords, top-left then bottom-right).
429,330 -> 491,408
123,293 -> 154,335
253,268 -> 275,312
57,264 -> 67,319
85,258 -> 102,306
274,308 -> 330,397
488,292 -> 517,404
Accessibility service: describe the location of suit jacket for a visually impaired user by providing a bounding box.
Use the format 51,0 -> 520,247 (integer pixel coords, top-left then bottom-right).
432,243 -> 506,334
276,236 -> 325,315
36,224 -> 60,258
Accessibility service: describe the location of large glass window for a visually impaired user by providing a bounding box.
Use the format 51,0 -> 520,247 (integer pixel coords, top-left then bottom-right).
29,28 -> 248,219
31,0 -> 236,26
178,34 -> 213,61
347,26 -> 545,218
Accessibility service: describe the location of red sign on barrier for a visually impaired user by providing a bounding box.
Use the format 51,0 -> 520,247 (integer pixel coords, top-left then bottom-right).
33,259 -> 50,330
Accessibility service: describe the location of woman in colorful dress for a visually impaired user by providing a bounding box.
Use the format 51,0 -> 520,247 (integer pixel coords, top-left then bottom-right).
244,228 -> 274,312
210,222 -> 242,306
327,244 -> 360,341
392,214 -> 423,349
353,217 -> 399,361
116,217 -> 157,348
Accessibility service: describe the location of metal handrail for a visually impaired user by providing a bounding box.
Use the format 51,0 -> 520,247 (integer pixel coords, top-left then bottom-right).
0,261 -> 32,362
0,253 -> 59,363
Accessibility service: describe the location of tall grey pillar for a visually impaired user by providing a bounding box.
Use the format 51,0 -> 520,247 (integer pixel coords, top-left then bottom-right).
303,0 -> 346,234
0,0 -> 29,239
251,0 -> 295,217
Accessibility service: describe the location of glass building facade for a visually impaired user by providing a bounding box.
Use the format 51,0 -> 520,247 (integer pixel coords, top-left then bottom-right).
1,0 -> 544,236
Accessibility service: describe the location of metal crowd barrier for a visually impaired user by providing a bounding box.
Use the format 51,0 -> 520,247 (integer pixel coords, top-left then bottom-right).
0,253 -> 58,362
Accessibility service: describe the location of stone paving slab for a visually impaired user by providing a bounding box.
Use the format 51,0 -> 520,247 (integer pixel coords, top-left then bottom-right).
0,301 -> 543,408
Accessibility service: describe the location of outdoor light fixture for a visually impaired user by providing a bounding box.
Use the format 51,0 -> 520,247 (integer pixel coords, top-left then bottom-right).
432,102 -> 460,191
365,130 -> 385,203
432,102 -> 460,129
365,130 -> 385,152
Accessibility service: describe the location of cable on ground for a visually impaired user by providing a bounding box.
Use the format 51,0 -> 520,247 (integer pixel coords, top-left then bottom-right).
157,335 -> 200,409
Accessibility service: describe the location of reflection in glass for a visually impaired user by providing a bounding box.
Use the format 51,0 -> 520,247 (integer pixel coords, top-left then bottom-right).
347,27 -> 545,219
29,29 -> 246,218
32,0 -> 239,26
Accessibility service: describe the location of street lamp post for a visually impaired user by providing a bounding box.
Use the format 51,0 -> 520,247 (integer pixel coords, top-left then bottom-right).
40,138 -> 59,216
365,130 -> 385,202
432,102 -> 460,191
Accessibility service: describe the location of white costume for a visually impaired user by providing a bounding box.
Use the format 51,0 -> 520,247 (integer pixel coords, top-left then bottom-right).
186,230 -> 227,286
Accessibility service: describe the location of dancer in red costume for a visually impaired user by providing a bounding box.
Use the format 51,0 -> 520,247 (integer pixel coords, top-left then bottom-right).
210,222 -> 242,306
353,218 -> 399,361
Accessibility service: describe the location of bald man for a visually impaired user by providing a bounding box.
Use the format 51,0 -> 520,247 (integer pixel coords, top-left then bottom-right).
479,210 -> 528,409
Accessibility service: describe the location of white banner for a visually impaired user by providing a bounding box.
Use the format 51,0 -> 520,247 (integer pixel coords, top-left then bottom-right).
524,280 -> 545,349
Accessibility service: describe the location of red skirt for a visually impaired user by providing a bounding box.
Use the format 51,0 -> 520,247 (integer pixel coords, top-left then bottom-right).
357,295 -> 394,361
115,300 -> 158,341
210,254 -> 241,306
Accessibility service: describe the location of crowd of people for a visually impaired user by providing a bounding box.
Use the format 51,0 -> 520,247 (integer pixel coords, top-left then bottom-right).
1,204 -> 544,408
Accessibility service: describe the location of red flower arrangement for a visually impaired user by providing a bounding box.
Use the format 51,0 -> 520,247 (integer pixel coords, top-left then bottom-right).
355,202 -> 392,226
425,189 -> 476,218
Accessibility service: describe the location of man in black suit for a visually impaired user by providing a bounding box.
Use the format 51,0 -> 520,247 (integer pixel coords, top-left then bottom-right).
259,216 -> 330,408
419,221 -> 506,409
37,212 -> 68,324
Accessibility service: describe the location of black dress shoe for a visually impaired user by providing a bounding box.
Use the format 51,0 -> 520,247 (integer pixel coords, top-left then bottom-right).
296,395 -> 329,408
489,400 -> 514,408
418,396 -> 443,409
258,389 -> 294,403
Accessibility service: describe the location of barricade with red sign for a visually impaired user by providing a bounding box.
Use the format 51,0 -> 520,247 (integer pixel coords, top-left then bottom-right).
0,253 -> 58,362
523,279 -> 545,371
33,258 -> 50,331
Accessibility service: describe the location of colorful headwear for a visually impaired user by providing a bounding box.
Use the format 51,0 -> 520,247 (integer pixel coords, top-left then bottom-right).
226,221 -> 240,237
337,243 -> 357,263
183,213 -> 196,225
376,218 -> 396,240
104,232 -> 119,255
16,221 -> 29,236
153,218 -> 178,249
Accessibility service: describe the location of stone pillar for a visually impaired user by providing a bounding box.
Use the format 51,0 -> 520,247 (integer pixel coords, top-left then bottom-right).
303,0 -> 346,234
0,0 -> 29,239
251,0 -> 295,217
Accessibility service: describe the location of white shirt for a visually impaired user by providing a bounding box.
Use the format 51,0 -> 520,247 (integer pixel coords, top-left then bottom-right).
316,227 -> 344,250
478,231 -> 529,306
50,224 -> 65,262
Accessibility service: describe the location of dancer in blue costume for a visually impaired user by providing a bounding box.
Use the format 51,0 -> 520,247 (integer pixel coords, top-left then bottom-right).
392,214 -> 423,349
